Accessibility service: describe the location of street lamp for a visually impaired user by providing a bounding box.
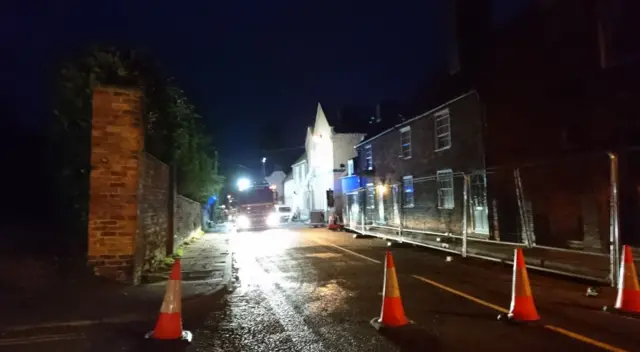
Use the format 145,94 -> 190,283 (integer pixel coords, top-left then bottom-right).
262,157 -> 267,179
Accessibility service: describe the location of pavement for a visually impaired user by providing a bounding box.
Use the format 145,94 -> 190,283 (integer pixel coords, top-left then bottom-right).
1,224 -> 638,351
0,231 -> 232,350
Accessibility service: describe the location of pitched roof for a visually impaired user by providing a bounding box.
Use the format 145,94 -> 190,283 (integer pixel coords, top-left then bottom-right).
324,102 -> 407,135
292,152 -> 306,165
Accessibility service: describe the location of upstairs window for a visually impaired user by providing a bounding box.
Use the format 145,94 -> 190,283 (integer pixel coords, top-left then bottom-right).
435,109 -> 451,151
364,145 -> 373,170
403,176 -> 414,208
400,126 -> 411,159
347,159 -> 354,176
437,169 -> 454,209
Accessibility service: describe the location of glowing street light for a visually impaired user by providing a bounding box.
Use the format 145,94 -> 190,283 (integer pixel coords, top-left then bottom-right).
262,157 -> 267,178
237,178 -> 251,191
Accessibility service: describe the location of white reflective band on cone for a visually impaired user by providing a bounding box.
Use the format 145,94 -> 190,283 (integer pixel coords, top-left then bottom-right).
160,279 -> 182,314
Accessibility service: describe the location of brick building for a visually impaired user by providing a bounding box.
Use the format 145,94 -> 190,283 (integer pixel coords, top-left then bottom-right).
347,92 -> 485,239
346,0 -> 640,252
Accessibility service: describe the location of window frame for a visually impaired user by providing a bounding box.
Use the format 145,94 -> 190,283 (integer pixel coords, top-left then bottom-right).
434,109 -> 452,151
364,145 -> 373,170
437,169 -> 454,209
347,159 -> 354,176
400,126 -> 412,159
402,175 -> 415,208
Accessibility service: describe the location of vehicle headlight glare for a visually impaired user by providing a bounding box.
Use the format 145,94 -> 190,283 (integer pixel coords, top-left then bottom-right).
237,215 -> 250,229
266,213 -> 279,227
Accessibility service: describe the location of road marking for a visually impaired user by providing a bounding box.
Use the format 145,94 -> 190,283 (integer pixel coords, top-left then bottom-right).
0,333 -> 85,346
544,325 -> 626,352
413,275 -> 508,313
412,275 -> 627,352
311,240 -> 381,264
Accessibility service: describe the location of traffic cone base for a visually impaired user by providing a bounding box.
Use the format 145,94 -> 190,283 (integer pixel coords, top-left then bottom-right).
145,329 -> 193,343
146,259 -> 193,343
371,251 -> 411,330
503,248 -> 539,322
604,245 -> 640,315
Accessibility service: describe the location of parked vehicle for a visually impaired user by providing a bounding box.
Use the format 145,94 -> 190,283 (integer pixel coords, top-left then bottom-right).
275,205 -> 293,222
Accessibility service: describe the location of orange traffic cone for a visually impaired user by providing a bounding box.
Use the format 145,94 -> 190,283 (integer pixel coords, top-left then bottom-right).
145,259 -> 193,342
605,245 -> 640,314
371,251 -> 410,330
499,248 -> 539,322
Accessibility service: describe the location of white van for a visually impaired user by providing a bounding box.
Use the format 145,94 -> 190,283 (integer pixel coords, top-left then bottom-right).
274,205 -> 293,222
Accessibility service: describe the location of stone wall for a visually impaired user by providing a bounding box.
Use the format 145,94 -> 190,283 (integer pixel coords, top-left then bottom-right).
139,153 -> 170,272
175,195 -> 202,251
88,87 -> 143,284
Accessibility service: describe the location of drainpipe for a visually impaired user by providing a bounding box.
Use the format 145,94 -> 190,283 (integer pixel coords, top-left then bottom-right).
462,174 -> 470,258
608,152 -> 621,287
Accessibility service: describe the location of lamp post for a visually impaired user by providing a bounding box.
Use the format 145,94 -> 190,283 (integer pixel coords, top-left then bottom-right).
262,157 -> 267,179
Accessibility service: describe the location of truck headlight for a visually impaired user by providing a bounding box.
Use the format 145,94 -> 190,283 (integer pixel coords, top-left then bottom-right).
237,215 -> 250,229
266,213 -> 280,227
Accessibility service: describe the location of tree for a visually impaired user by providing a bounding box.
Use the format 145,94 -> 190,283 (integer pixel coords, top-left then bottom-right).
50,46 -> 224,255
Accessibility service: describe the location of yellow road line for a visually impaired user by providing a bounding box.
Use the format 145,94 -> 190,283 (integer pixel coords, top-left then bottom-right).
311,240 -> 381,264
412,275 -> 627,352
544,325 -> 626,352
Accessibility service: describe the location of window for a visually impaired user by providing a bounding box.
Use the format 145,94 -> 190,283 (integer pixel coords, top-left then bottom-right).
437,169 -> 454,209
435,109 -> 451,151
400,126 -> 411,159
402,176 -> 414,208
366,184 -> 375,208
347,159 -> 354,176
364,145 -> 373,170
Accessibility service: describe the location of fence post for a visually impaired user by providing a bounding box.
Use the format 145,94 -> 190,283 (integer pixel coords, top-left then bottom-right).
514,168 -> 533,247
399,183 -> 404,239
608,152 -> 621,287
462,174 -> 470,258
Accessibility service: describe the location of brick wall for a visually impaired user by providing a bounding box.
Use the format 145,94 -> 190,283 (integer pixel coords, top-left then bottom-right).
88,87 -> 143,284
175,195 -> 202,250
138,153 -> 170,272
88,86 -> 205,284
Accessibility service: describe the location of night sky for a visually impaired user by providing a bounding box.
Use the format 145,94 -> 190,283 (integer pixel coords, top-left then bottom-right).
2,0 -> 529,175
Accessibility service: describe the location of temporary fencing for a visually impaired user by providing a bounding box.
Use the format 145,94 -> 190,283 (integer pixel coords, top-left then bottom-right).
344,151 -> 640,286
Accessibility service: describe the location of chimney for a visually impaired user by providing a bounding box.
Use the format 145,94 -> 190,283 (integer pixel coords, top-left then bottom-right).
449,0 -> 491,79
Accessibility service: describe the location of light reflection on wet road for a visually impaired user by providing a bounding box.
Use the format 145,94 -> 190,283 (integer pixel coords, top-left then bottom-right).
191,227 -> 396,352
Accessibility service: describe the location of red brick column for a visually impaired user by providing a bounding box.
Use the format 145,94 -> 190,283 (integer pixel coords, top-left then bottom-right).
88,86 -> 143,284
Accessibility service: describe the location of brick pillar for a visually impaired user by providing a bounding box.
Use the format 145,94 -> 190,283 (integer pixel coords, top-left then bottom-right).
88,86 -> 143,284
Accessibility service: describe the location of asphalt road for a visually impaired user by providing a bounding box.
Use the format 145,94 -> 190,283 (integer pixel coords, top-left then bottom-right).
2,226 -> 638,351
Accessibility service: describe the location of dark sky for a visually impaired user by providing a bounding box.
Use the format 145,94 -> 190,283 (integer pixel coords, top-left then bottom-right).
2,0 -> 529,176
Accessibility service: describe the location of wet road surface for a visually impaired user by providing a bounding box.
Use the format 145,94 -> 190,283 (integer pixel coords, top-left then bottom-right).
3,226 -> 639,351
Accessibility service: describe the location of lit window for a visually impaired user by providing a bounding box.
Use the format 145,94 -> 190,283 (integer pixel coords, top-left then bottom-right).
366,184 -> 375,208
400,126 -> 411,159
437,169 -> 454,209
347,159 -> 354,176
435,109 -> 451,151
402,176 -> 414,208
364,145 -> 373,170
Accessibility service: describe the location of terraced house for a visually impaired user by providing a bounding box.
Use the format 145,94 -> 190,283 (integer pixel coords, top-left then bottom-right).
344,91 -> 487,243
